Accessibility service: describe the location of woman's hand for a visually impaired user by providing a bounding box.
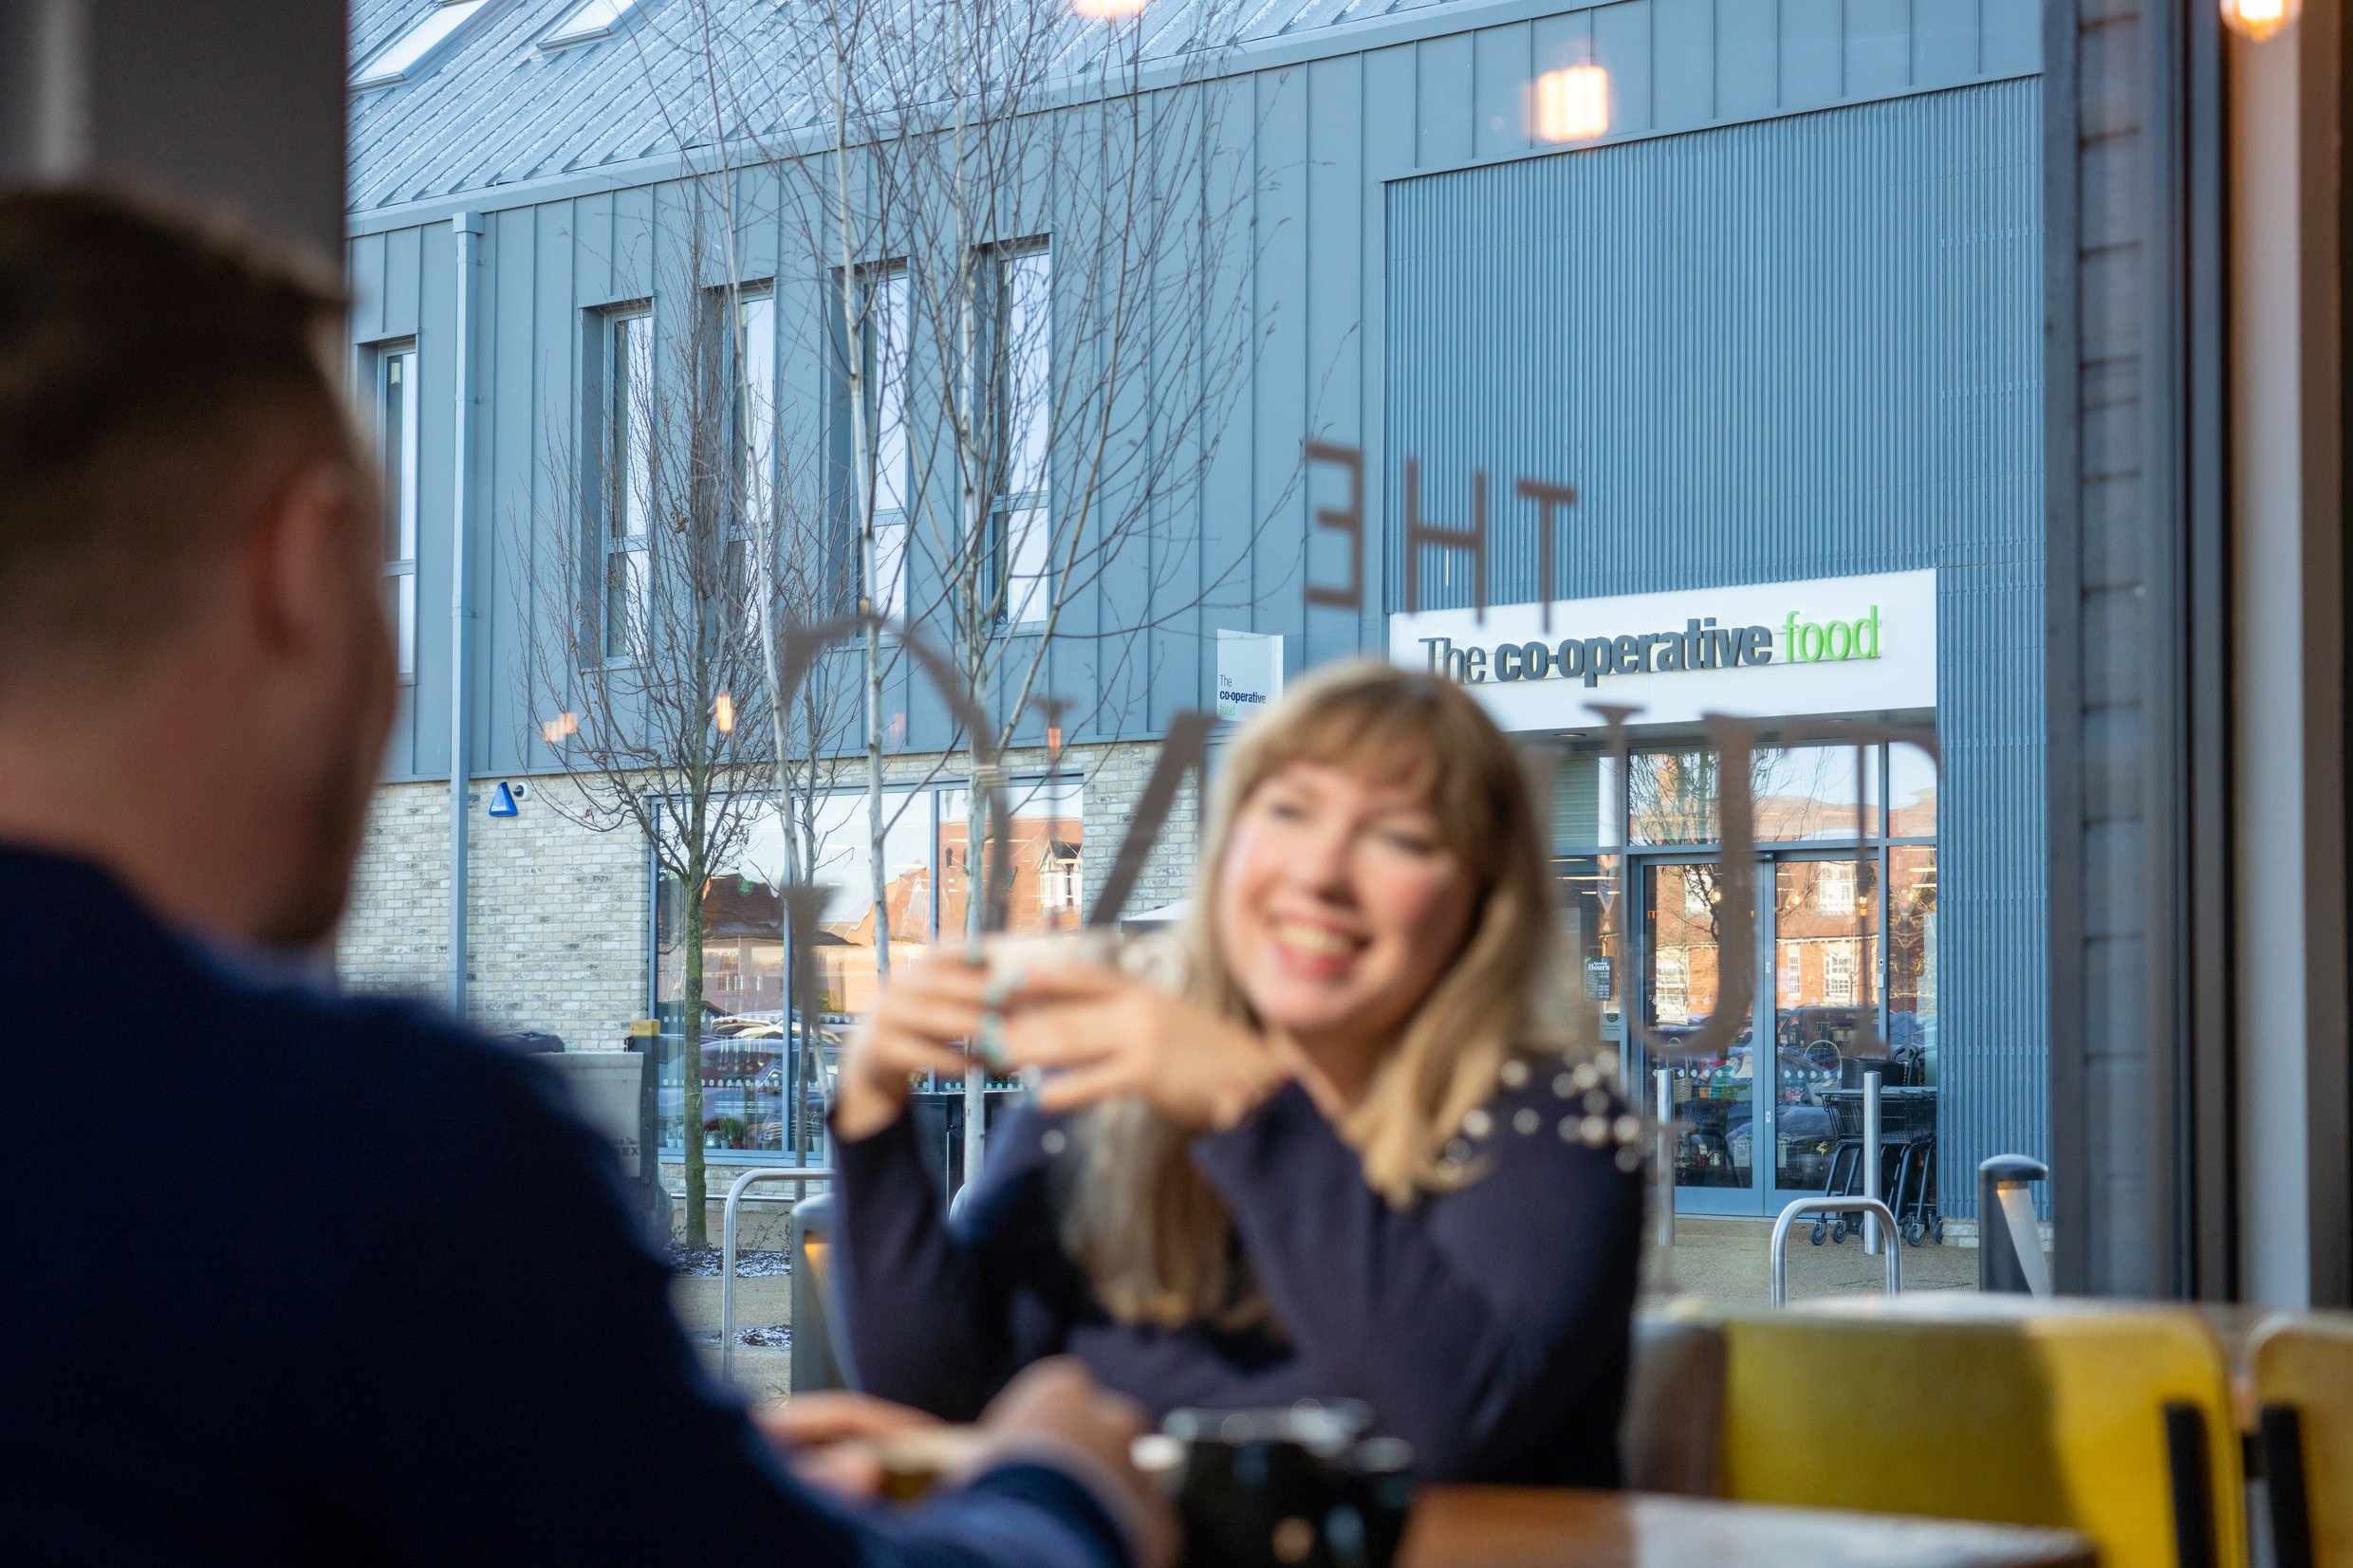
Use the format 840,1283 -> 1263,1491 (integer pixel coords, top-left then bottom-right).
752,1391 -> 945,1500
834,954 -> 990,1141
998,964 -> 1288,1130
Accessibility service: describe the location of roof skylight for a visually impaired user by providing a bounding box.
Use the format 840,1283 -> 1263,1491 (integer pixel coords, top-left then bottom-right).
352,1 -> 493,90
542,0 -> 639,47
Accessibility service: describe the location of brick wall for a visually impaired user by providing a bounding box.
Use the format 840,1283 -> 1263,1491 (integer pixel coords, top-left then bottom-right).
1075,740 -> 1201,917
336,776 -> 648,1051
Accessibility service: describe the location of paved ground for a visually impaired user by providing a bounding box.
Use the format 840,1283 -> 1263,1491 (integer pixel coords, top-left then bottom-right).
672,1274 -> 794,1405
1642,1215 -> 1980,1305
673,1216 -> 1997,1405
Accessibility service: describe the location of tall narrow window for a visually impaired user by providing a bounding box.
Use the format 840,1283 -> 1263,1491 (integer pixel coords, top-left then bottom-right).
378,344 -> 418,678
728,288 -> 774,626
606,310 -> 653,660
864,267 -> 911,623
736,290 -> 776,526
982,244 -> 1051,626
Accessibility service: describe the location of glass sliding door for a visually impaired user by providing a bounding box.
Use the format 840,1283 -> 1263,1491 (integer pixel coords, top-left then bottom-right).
1565,732 -> 1935,1218
1642,860 -> 1757,1205
1768,856 -> 1880,1197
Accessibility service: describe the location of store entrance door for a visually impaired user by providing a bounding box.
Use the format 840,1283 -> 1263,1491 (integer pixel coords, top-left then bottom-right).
1640,852 -> 1883,1216
1641,858 -> 1759,1214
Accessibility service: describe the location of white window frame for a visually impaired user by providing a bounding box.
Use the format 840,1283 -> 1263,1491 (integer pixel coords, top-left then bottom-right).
1814,859 -> 1859,917
728,286 -> 776,627
862,265 -> 912,625
734,288 -> 777,529
604,308 -> 653,661
375,342 -> 419,680
351,0 -> 493,90
979,242 -> 1051,627
541,0 -> 639,48
1821,945 -> 1862,1007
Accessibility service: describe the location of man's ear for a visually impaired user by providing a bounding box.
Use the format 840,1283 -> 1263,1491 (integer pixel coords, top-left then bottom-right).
244,455 -> 363,662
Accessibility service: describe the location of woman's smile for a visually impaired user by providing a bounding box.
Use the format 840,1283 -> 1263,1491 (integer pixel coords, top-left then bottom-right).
1265,913 -> 1365,973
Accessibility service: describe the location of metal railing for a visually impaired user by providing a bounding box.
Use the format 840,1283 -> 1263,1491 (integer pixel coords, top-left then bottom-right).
1769,1195 -> 1901,1306
719,1166 -> 832,1378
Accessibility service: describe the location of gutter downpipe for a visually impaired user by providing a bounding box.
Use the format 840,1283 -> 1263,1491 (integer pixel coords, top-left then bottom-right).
449,212 -> 483,1016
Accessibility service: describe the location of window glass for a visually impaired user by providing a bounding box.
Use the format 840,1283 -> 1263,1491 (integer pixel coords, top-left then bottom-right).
1555,855 -> 1623,1054
1626,750 -> 1718,845
1753,745 -> 1877,842
1889,740 -> 1938,839
655,791 -> 934,1156
870,270 -> 910,520
615,313 -> 652,543
1645,859 -> 1753,1190
1769,857 -> 1880,1191
1002,249 -> 1050,500
378,347 -> 417,678
1888,845 -> 1938,1083
1004,507 -> 1048,625
737,292 -> 776,526
936,779 -> 1084,941
606,312 -> 652,658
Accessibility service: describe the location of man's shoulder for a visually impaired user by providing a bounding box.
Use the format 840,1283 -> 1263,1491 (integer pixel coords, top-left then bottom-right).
117,927 -> 586,1172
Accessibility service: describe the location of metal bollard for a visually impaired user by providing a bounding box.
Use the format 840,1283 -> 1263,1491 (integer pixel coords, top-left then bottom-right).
1654,1067 -> 1675,1249
1862,1069 -> 1883,1255
1976,1154 -> 2050,1295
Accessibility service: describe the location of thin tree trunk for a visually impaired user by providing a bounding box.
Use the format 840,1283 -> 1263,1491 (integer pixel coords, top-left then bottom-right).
682,863 -> 710,1249
961,773 -> 987,1185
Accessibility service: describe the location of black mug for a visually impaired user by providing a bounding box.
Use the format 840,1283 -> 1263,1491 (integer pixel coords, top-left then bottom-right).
1159,1402 -> 1416,1568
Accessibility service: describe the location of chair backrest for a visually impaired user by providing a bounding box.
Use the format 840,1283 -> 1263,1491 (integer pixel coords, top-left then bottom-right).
2250,1312 -> 2353,1568
1714,1298 -> 2246,1568
1621,1309 -> 1727,1494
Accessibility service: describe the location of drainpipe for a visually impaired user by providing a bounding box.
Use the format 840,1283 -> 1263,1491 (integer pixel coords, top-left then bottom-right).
448,212 -> 482,1016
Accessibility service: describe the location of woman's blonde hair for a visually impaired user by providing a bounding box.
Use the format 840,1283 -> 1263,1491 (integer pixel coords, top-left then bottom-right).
1060,658 -> 1583,1329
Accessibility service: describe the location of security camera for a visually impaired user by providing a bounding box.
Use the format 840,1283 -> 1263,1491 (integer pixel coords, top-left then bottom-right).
510,782 -> 531,801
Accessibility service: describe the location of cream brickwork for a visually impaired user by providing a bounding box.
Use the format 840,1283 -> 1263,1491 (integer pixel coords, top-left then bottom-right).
337,777 -> 648,1051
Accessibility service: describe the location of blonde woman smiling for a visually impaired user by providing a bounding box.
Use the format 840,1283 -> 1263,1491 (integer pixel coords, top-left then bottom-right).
828,661 -> 1644,1485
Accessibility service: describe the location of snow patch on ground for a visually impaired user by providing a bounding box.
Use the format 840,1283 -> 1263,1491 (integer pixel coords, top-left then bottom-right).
669,1246 -> 793,1278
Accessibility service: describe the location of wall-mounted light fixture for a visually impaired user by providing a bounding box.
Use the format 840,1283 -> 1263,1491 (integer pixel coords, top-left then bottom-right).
2219,0 -> 2298,41
1535,65 -> 1611,144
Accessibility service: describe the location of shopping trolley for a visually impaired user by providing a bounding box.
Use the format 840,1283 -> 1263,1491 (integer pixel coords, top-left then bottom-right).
1811,1084 -> 1941,1246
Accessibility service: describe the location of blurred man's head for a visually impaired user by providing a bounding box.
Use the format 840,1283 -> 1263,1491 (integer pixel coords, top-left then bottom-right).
0,187 -> 392,946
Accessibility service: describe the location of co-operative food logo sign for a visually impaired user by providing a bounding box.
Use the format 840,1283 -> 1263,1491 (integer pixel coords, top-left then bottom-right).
1387,569 -> 1936,729
1415,606 -> 1885,688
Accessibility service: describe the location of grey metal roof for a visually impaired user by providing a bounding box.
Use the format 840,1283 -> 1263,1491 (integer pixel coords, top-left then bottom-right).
347,0 -> 1465,217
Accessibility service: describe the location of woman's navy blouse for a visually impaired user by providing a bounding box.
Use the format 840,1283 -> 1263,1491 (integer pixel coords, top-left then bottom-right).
829,1066 -> 1645,1485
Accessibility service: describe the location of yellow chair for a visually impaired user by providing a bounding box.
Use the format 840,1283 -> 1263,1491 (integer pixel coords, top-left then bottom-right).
2250,1312 -> 2353,1568
1712,1296 -> 2246,1568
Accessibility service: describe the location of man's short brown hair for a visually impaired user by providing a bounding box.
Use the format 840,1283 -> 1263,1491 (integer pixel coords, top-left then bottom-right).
0,186 -> 351,679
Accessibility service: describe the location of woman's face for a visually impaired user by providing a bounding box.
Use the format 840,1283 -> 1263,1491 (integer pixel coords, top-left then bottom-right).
1214,759 -> 1480,1074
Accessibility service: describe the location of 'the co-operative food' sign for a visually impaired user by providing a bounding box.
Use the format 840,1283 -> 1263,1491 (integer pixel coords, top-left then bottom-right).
1387,569 -> 1936,730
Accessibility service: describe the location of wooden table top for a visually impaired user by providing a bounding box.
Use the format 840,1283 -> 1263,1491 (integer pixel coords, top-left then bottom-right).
1397,1487 -> 2094,1568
